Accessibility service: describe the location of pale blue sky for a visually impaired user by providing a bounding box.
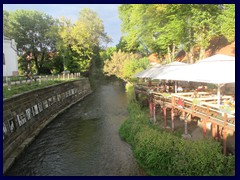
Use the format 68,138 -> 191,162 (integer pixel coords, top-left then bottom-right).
3,4 -> 122,47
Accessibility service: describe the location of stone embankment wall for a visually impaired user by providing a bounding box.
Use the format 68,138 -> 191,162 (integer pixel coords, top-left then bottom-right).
3,78 -> 92,173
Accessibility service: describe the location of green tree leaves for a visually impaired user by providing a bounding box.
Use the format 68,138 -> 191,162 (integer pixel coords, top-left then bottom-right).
103,50 -> 148,81
118,4 -> 235,62
4,8 -> 111,75
4,10 -> 59,74
218,4 -> 235,42
59,8 -> 111,73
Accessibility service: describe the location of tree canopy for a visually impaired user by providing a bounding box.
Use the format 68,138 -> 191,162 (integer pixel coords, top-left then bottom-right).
4,10 -> 59,74
118,4 -> 235,63
3,8 -> 111,75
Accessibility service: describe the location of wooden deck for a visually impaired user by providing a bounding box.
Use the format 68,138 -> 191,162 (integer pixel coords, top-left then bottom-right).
134,84 -> 235,154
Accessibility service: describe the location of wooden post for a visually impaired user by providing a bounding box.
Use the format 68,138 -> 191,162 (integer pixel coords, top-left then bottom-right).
203,106 -> 209,138
223,113 -> 228,155
216,125 -> 220,140
149,101 -> 153,118
203,119 -> 207,137
184,112 -> 188,135
171,96 -> 175,131
212,123 -> 216,138
153,103 -> 156,123
171,109 -> 174,131
223,130 -> 227,155
163,107 -> 167,129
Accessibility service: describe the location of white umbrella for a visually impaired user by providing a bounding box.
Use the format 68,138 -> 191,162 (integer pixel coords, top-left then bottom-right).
134,64 -> 161,78
150,62 -> 188,79
157,55 -> 235,84
136,61 -> 186,79
196,54 -> 235,63
153,54 -> 235,106
149,62 -> 188,92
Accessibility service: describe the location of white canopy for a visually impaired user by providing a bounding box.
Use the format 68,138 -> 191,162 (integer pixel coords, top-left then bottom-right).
134,64 -> 161,78
151,54 -> 235,106
150,61 -> 188,80
154,54 -> 235,84
196,54 -> 235,63
134,62 -> 186,79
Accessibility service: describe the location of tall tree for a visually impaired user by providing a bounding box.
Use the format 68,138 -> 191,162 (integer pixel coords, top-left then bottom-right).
118,4 -> 226,63
59,8 -> 111,73
4,10 -> 59,74
190,4 -> 221,60
218,4 -> 235,42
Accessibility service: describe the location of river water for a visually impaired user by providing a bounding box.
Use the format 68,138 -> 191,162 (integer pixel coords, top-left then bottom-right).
6,78 -> 146,176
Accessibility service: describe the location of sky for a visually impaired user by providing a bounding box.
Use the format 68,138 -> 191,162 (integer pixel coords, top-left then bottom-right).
3,4 -> 122,47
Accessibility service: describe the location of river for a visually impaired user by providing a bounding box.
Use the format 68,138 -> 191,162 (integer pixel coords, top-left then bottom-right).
6,78 -> 146,176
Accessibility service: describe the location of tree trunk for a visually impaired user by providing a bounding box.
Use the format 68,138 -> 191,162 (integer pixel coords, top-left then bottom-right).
199,46 -> 205,60
186,51 -> 190,64
167,46 -> 171,64
172,44 -> 175,62
33,54 -> 40,74
190,46 -> 194,64
39,52 -> 45,74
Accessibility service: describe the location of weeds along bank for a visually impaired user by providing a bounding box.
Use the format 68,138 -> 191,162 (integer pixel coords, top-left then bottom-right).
119,83 -> 235,176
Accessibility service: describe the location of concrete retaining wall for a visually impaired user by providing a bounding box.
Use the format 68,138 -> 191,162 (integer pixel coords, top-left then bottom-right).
3,78 -> 92,173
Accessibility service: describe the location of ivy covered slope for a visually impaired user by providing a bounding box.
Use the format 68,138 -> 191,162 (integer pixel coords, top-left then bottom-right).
119,84 -> 235,176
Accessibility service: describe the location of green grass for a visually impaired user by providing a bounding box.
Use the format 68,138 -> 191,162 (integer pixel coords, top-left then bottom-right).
3,79 -> 77,99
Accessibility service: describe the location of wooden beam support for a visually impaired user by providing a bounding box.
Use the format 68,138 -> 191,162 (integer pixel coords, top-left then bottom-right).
223,113 -> 228,155
171,108 -> 174,131
163,107 -> 167,129
184,114 -> 188,135
203,106 -> 210,138
203,119 -> 207,138
153,103 -> 156,123
212,123 -> 216,138
149,101 -> 153,118
171,96 -> 175,131
216,125 -> 220,140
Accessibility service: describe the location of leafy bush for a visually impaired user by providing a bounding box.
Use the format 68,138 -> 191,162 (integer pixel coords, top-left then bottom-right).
123,57 -> 149,80
103,50 -> 149,82
119,100 -> 235,176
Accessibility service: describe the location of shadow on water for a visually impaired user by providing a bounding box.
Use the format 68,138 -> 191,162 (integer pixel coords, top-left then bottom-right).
6,65 -> 146,176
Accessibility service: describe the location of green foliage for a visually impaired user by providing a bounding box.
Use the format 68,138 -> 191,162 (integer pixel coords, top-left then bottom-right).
103,50 -> 141,80
59,8 -> 111,73
100,47 -> 117,62
4,10 -> 59,74
118,4 -> 234,61
125,82 -> 136,103
120,100 -> 235,176
123,57 -> 149,80
192,98 -> 201,105
162,93 -> 171,98
218,4 -> 235,42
